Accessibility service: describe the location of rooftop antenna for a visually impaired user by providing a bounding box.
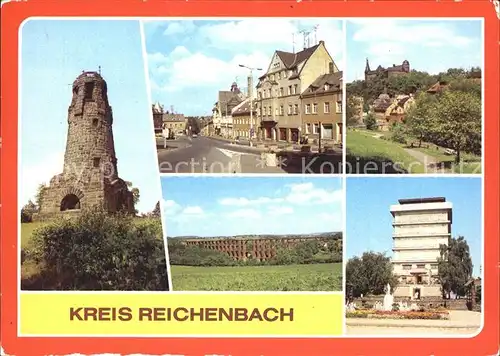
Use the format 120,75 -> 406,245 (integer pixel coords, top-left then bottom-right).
98,65 -> 101,75
299,29 -> 311,49
313,24 -> 319,45
292,32 -> 296,53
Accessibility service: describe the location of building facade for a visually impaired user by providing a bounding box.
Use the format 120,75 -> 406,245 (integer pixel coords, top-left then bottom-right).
212,82 -> 245,138
365,58 -> 410,81
391,197 -> 452,299
162,113 -> 187,138
256,40 -> 339,142
301,71 -> 343,143
232,98 -> 257,139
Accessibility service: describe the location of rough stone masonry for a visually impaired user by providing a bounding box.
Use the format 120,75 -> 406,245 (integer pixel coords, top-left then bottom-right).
35,71 -> 134,220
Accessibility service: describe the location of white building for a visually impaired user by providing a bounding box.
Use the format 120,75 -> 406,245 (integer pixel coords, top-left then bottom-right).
212,82 -> 245,138
391,197 -> 452,299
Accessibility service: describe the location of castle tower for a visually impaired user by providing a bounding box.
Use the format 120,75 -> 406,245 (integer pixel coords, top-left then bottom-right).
36,71 -> 135,219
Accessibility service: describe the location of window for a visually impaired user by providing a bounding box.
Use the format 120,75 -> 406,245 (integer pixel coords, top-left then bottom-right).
92,118 -> 99,127
279,87 -> 284,96
268,89 -> 271,98
288,86 -> 292,95
312,103 -> 318,114
305,123 -> 311,134
293,104 -> 298,115
403,264 -> 412,270
431,264 -> 438,269
93,157 -> 100,168
324,102 -> 330,113
277,72 -> 281,80
305,104 -> 311,114
336,101 -> 342,113
258,92 -> 262,99
268,106 -> 272,115
275,107 -> 279,116
324,84 -> 330,91
329,62 -> 334,73
279,105 -> 284,115
313,123 -> 319,134
270,74 -> 275,81
417,264 -> 425,269
288,105 -> 292,115
283,71 -> 287,78
294,84 -> 298,94
84,82 -> 94,100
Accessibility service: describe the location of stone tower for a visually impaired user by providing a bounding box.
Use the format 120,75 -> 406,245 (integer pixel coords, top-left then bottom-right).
36,71 -> 134,219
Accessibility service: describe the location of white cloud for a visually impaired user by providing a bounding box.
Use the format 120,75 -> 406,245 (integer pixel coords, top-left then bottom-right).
163,199 -> 181,215
285,183 -> 343,205
20,151 -> 64,206
218,196 -> 283,206
267,206 -> 294,216
147,19 -> 344,94
350,20 -> 475,67
182,206 -> 204,215
226,208 -> 262,219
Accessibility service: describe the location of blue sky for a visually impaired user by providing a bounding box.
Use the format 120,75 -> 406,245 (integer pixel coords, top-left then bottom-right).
346,19 -> 482,82
161,176 -> 343,237
20,20 -> 159,213
346,177 -> 482,277
143,19 -> 344,116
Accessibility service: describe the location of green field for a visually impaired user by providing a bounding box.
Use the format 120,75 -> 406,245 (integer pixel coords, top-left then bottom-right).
346,130 -> 424,173
170,263 -> 343,291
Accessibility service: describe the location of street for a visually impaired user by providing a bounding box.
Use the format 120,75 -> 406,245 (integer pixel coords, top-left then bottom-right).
156,136 -> 343,174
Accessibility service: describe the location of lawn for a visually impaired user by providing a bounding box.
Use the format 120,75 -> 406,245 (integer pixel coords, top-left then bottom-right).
412,146 -> 481,174
346,130 -> 424,173
170,263 -> 343,291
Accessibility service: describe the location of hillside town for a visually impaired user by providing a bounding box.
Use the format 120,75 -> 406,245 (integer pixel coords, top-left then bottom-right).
346,59 -> 482,174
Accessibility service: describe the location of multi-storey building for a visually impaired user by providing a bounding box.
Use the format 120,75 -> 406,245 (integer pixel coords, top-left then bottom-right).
301,71 -> 343,143
212,82 -> 245,138
162,113 -> 187,138
390,197 -> 452,299
256,40 -> 339,142
232,98 -> 257,139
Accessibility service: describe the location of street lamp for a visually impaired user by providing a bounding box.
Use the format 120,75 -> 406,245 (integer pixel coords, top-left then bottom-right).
239,64 -> 262,146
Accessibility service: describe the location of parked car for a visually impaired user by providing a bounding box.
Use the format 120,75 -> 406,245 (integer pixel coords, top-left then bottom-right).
192,134 -> 198,138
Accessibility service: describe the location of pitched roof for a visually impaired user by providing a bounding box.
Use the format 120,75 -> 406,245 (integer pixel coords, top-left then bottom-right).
302,71 -> 343,96
231,98 -> 257,116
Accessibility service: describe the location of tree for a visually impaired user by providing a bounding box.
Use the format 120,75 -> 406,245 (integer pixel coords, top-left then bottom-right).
437,236 -> 473,298
405,92 -> 438,148
21,200 -> 37,223
364,113 -> 377,131
425,90 -> 481,163
346,251 -> 398,297
125,181 -> 140,211
346,96 -> 363,127
35,184 -> 48,209
151,201 -> 161,218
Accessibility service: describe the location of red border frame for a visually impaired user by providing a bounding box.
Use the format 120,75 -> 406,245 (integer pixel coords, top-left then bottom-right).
1,1 -> 499,355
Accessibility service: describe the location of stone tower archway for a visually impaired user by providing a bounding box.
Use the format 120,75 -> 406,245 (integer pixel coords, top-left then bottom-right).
60,194 -> 80,211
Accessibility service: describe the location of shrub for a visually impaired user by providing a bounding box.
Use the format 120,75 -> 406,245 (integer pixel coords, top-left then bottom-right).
389,123 -> 408,144
22,208 -> 169,291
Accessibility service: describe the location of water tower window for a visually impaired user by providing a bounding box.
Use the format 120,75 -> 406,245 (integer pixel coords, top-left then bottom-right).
84,82 -> 95,100
93,157 -> 100,168
92,119 -> 99,127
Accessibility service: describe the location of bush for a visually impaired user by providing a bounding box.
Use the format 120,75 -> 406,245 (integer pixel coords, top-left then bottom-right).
389,123 -> 408,144
22,208 -> 169,291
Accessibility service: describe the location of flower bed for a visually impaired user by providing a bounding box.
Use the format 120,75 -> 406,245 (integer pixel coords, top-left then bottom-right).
346,309 -> 450,320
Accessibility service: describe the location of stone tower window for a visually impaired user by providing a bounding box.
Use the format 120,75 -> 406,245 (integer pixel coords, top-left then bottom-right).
84,82 -> 95,101
93,157 -> 100,168
60,194 -> 81,211
92,118 -> 99,127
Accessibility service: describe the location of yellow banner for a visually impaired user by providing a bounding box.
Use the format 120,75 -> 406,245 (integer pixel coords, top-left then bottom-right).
20,292 -> 343,336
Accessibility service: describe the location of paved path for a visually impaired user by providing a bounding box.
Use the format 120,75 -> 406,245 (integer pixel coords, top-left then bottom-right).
157,136 -> 285,174
404,148 -> 448,173
346,311 -> 481,335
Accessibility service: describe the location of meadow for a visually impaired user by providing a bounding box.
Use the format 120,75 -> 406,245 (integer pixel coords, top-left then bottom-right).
170,263 -> 343,291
